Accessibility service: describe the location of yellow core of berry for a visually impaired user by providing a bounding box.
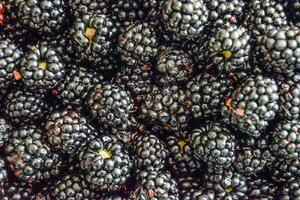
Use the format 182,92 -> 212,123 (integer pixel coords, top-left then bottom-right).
223,50 -> 233,59
39,61 -> 48,70
177,140 -> 187,153
98,150 -> 112,159
225,187 -> 233,193
84,27 -> 97,45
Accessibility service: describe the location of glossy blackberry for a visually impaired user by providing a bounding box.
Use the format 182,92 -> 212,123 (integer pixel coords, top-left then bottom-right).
191,122 -> 236,171
0,181 -> 32,200
132,133 -> 167,172
140,85 -> 191,132
0,118 -> 11,147
69,0 -> 108,17
248,0 -> 287,37
116,63 -> 153,104
79,135 -> 132,191
87,83 -> 136,131
0,157 -> 7,187
246,177 -> 277,200
19,42 -> 65,93
117,22 -> 159,66
5,90 -> 48,125
156,47 -> 194,86
5,126 -> 62,183
0,37 -> 23,89
208,25 -> 250,74
45,110 -> 95,155
160,0 -> 208,41
131,171 -> 179,200
186,72 -> 234,119
55,65 -> 103,109
280,179 -> 300,200
205,168 -> 247,200
178,176 -> 201,200
69,13 -> 117,66
270,158 -> 300,182
221,75 -> 279,137
289,0 -> 300,25
53,174 -> 95,200
166,135 -> 200,175
12,0 -> 67,35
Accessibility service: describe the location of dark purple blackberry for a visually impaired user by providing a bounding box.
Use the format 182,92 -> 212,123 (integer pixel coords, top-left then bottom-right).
186,72 -> 234,119
117,22 -> 159,66
0,37 -> 23,89
156,47 -> 194,86
160,0 -> 208,41
131,170 -> 179,200
45,110 -> 96,155
55,65 -> 103,109
19,42 -> 66,93
270,158 -> 300,183
221,75 -> 279,137
0,181 -> 32,200
245,177 -> 277,200
140,85 -> 191,132
87,83 -> 136,132
132,133 -> 167,172
69,0 -> 108,17
68,13 -> 117,66
166,135 -> 200,175
0,118 -> 11,147
289,0 -> 300,26
5,90 -> 48,125
5,126 -> 62,183
191,122 -> 236,171
79,135 -> 132,192
280,179 -> 300,200
0,157 -> 8,187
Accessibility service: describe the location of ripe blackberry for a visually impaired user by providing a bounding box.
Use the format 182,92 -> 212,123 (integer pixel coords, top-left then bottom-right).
11,0 -> 67,35
289,0 -> 300,26
131,133 -> 167,172
0,37 -> 23,89
270,158 -> 300,182
116,63 -> 153,104
191,122 -> 236,171
117,22 -> 159,66
140,85 -> 191,132
45,110 -> 96,155
0,157 -> 7,187
246,177 -> 277,200
131,170 -> 179,200
53,174 -> 95,200
5,90 -> 48,125
69,13 -> 117,66
166,135 -> 200,175
205,168 -> 248,200
156,47 -> 194,86
208,25 -> 250,74
54,65 -> 103,109
248,0 -> 287,37
0,118 -> 11,147
69,0 -> 108,17
186,72 -> 234,119
178,176 -> 201,200
160,0 -> 208,41
87,83 -> 136,131
280,179 -> 300,200
5,126 -> 62,183
19,42 -> 66,93
0,181 -> 32,200
221,75 -> 279,137
79,135 -> 132,191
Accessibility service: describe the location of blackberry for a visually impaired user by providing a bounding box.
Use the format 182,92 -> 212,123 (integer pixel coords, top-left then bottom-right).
140,85 -> 191,132
117,22 -> 159,66
205,168 -> 248,200
53,174 -> 95,200
289,0 -> 300,26
131,170 -> 179,200
11,0 -> 67,35
131,133 -> 167,172
0,181 -> 32,200
69,0 -> 108,17
19,42 -> 66,93
270,158 -> 300,182
208,25 -> 251,74
166,135 -> 200,175
178,176 -> 201,200
45,110 -> 96,155
5,126 -> 62,183
79,135 -> 132,191
248,0 -> 287,37
221,75 -> 279,137
0,118 -> 11,147
280,179 -> 300,200
246,177 -> 277,200
87,83 -> 136,131
69,13 -> 117,66
54,65 -> 103,109
186,72 -> 234,119
191,122 -> 236,171
160,0 -> 208,41
5,90 -> 48,125
116,63 -> 153,104
156,47 -> 194,86
0,37 -> 23,89
0,157 -> 7,187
